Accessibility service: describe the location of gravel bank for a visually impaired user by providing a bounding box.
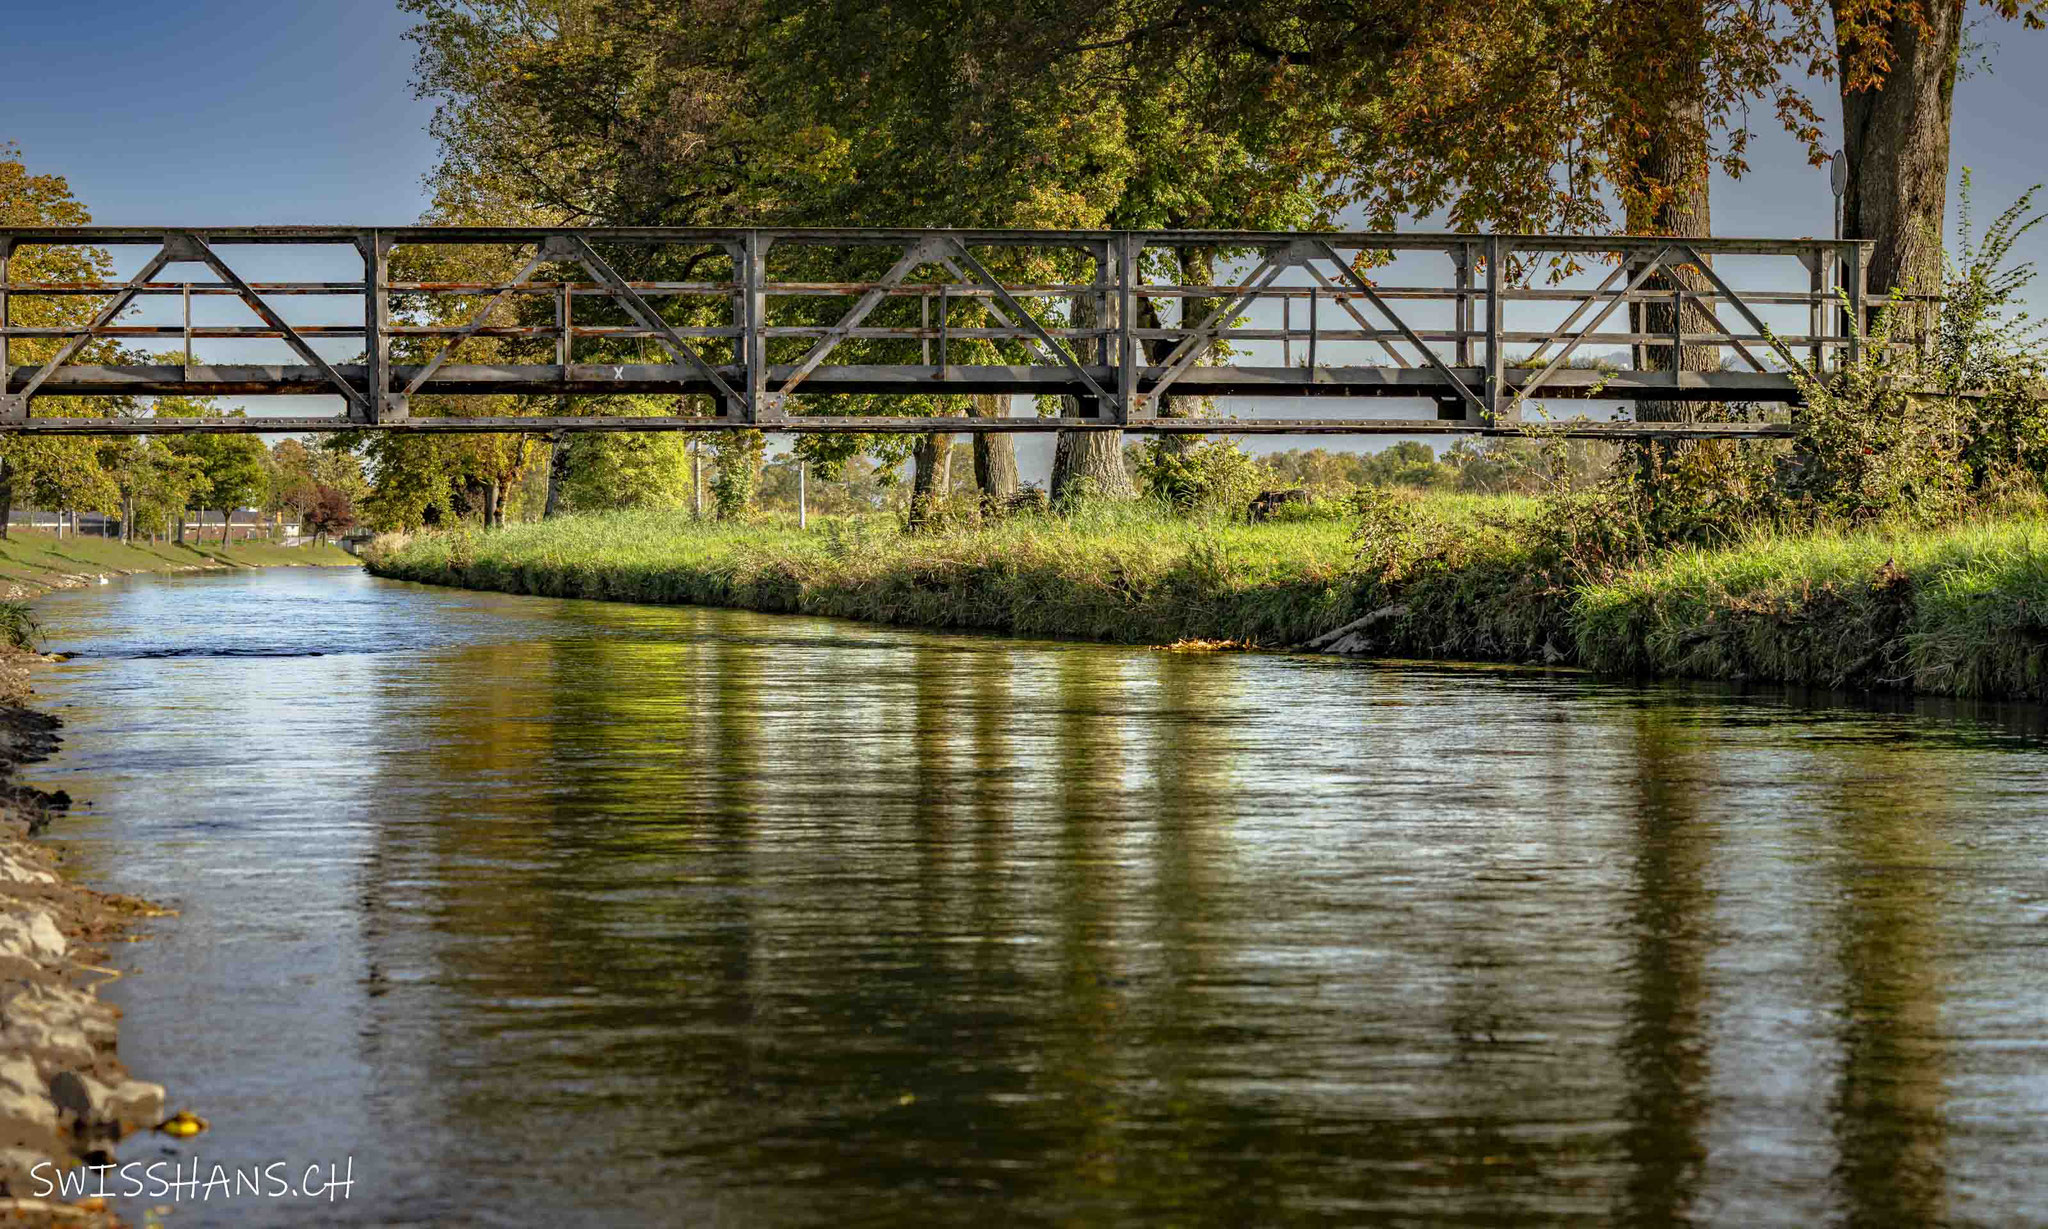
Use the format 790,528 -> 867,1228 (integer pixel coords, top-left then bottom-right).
0,656 -> 164,1227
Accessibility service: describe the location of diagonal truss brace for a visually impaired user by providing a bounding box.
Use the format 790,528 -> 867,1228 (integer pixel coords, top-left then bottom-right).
944,240 -> 1116,409
769,237 -> 947,408
1139,246 -> 1292,413
929,253 -> 1059,369
1313,241 -> 1488,418
1674,243 -> 1806,375
401,246 -> 552,398
1515,246 -> 1674,401
178,234 -> 369,414
558,235 -> 742,406
3,244 -> 177,420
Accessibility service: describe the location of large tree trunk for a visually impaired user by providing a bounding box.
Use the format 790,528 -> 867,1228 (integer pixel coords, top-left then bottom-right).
970,393 -> 1018,511
121,492 -> 132,544
484,479 -> 501,529
1621,77 -> 1716,424
1049,277 -> 1137,503
543,434 -> 572,519
1609,3 -> 1723,517
220,509 -> 233,548
908,430 -> 953,532
0,460 -> 11,541
1835,0 -> 1963,342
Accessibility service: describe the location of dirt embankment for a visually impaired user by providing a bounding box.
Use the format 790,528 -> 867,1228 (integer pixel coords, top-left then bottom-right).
0,656 -> 165,1227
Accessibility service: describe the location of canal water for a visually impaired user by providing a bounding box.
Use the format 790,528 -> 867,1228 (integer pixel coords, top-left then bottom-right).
25,567 -> 2048,1226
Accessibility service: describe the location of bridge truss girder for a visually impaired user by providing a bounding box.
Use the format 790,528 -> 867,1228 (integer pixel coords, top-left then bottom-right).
0,226 -> 1872,438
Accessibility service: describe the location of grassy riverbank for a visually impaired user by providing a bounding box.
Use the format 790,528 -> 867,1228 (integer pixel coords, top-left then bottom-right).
363,501 -> 2048,701
0,534 -> 355,599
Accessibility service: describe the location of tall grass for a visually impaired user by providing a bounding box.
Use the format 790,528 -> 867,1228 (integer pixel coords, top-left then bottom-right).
0,601 -> 40,652
372,502 -> 1370,645
367,500 -> 2048,700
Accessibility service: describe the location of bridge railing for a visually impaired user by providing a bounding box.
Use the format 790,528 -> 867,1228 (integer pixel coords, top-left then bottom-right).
0,226 -> 1880,436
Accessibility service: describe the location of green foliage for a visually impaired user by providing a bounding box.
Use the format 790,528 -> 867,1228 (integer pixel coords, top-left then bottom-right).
709,431 -> 766,522
1785,181 -> 2048,527
365,496 -> 2048,701
1130,438 -> 1268,514
560,433 -> 696,515
0,601 -> 41,653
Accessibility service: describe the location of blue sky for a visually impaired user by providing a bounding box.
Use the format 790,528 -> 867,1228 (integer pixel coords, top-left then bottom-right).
6,2 -> 2040,242
5,1 -> 436,225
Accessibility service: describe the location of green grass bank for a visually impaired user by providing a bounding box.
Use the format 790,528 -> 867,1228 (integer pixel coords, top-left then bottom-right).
362,502 -> 2048,702
0,533 -> 357,599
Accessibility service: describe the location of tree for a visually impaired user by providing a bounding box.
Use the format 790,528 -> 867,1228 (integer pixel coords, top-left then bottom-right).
156,398 -> 270,548
304,484 -> 358,544
401,0 -> 1341,516
0,146 -> 131,535
1824,2 -> 2044,336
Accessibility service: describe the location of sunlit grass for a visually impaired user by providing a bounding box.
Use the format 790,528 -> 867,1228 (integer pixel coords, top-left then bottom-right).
0,531 -> 355,598
369,500 -> 2048,699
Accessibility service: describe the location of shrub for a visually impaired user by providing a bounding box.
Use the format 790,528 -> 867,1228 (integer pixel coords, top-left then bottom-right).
1131,438 -> 1269,515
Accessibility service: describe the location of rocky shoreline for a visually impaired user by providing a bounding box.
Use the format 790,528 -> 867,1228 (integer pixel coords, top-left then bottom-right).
0,656 -> 164,1227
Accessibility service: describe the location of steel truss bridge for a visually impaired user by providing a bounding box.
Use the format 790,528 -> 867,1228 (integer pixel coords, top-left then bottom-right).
0,226 -> 1874,437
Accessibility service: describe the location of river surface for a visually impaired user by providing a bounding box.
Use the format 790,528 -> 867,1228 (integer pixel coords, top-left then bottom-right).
22,567 -> 2048,1226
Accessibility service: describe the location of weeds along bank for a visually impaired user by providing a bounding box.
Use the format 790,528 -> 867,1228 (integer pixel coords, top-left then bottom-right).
366,503 -> 1373,647
363,500 -> 2048,702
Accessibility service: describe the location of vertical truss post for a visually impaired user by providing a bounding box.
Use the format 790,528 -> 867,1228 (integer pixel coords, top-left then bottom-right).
362,230 -> 396,422
1092,238 -> 1118,423
1453,241 -> 1473,368
1670,285 -> 1685,390
1307,284 -> 1318,371
556,280 -> 571,371
1807,245 -> 1824,372
1845,241 -> 1867,366
741,230 -> 770,423
1117,232 -> 1140,423
1484,235 -> 1506,425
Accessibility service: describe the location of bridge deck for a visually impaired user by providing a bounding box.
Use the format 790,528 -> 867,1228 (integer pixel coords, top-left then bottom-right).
0,226 -> 1872,436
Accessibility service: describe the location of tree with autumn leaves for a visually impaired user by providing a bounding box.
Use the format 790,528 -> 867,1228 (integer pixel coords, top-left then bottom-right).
395,0 -> 2043,521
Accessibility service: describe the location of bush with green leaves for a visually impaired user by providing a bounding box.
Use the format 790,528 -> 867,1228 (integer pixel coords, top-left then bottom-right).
1130,438 -> 1270,515
1786,179 -> 2045,525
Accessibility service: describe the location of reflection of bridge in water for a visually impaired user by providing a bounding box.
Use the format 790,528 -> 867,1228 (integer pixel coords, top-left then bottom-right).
0,226 -> 1875,437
